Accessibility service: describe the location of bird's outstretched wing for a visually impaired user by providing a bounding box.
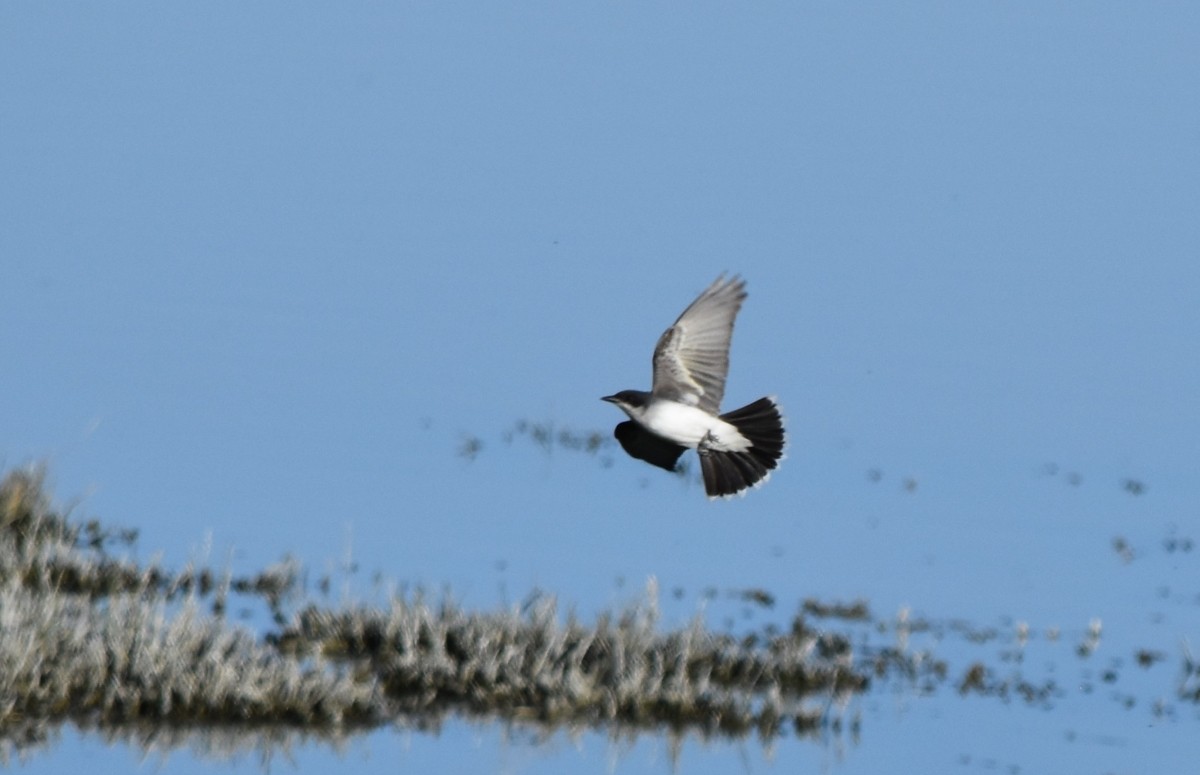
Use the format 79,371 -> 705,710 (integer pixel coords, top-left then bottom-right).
651,274 -> 747,414
614,421 -> 688,472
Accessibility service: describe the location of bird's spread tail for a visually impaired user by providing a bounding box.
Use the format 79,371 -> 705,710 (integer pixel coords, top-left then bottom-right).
699,397 -> 785,499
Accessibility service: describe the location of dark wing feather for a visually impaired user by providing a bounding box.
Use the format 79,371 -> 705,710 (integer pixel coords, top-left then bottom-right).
614,421 -> 688,472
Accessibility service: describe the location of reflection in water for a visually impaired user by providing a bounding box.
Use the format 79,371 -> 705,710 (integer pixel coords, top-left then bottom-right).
0,466 -> 1193,766
0,467 -> 861,764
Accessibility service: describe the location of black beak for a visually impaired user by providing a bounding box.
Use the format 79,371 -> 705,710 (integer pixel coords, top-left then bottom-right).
601,395 -> 619,403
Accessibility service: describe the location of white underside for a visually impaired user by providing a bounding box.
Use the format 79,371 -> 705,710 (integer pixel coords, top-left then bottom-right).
639,400 -> 750,452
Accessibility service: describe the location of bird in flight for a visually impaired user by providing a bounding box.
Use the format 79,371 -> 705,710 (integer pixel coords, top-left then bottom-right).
602,275 -> 785,499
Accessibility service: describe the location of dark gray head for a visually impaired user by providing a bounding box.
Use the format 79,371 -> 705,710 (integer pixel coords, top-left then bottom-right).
601,389 -> 652,411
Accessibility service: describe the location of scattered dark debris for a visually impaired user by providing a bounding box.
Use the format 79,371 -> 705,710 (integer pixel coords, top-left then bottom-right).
1112,536 -> 1135,564
507,420 -> 611,457
1135,649 -> 1166,668
1179,646 -> 1200,703
1040,462 -> 1082,487
1163,532 -> 1193,554
1076,619 -> 1103,658
457,435 -> 484,462
802,599 -> 870,621
1122,478 -> 1147,496
732,588 -> 775,608
959,663 -> 988,694
957,663 -> 1058,706
1154,698 -> 1178,719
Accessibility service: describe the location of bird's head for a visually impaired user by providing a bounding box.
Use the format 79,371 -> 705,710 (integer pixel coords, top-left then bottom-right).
601,390 -> 651,415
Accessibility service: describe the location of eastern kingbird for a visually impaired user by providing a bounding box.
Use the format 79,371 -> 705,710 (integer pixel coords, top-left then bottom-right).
602,275 -> 785,499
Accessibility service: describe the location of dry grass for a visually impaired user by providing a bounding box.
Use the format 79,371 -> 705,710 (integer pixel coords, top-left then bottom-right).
0,467 -> 866,762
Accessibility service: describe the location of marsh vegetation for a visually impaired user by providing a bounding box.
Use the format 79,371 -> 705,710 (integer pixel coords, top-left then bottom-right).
0,455 -> 1193,767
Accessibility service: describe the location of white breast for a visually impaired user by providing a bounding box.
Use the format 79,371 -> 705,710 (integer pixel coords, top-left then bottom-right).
641,401 -> 749,451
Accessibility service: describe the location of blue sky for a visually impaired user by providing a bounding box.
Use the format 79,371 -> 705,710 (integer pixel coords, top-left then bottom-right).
2,4 -> 1199,773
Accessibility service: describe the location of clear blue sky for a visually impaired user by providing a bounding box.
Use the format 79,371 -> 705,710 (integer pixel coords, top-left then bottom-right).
2,4 -> 1198,773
